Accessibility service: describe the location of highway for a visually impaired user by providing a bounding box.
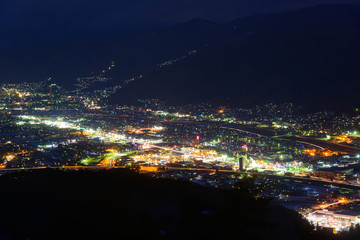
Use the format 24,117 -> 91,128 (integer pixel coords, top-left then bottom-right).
246,171 -> 360,190
2,165 -> 360,192
160,118 -> 359,153
73,113 -> 360,154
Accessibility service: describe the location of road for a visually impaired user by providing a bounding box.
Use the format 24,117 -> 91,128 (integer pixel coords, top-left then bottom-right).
76,113 -> 360,154
2,165 -> 360,191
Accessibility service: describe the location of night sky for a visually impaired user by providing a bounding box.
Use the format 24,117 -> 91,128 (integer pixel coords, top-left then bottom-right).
1,0 -> 360,50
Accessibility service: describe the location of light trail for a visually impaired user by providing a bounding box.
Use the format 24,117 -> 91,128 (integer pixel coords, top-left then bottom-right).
295,141 -> 325,150
314,199 -> 358,210
220,126 -> 264,137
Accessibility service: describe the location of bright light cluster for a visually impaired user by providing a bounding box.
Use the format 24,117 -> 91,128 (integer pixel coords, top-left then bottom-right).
303,209 -> 360,232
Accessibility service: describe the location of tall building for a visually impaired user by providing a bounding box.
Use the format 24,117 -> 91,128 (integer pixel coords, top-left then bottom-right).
239,155 -> 247,171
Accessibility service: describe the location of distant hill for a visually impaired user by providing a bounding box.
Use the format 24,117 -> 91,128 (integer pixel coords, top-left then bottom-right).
109,4 -> 360,111
0,19 -> 220,87
1,4 -> 359,111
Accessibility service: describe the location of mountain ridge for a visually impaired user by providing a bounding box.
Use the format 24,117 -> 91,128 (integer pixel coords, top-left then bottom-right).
1,4 -> 359,111
109,4 -> 360,111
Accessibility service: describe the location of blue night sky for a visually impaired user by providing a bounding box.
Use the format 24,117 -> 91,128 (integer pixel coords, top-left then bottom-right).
1,0 -> 359,50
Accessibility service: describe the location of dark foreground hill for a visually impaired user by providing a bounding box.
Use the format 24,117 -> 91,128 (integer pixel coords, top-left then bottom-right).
0,168 -> 332,240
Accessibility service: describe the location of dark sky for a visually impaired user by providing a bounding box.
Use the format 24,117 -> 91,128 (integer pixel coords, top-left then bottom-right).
1,0 -> 360,50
